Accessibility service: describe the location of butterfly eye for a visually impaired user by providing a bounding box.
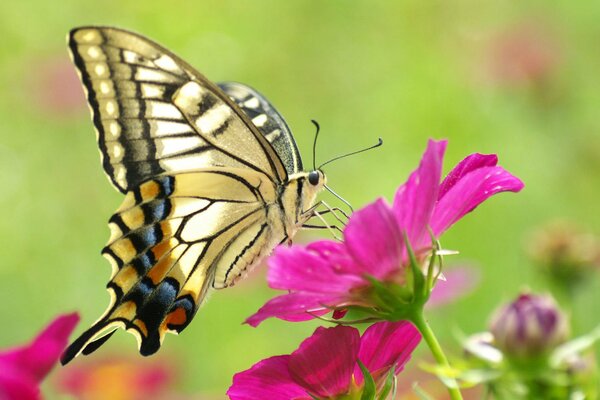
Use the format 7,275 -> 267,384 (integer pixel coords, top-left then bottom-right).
308,171 -> 320,185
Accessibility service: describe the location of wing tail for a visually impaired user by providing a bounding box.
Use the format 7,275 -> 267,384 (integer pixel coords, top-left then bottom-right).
61,318 -> 117,365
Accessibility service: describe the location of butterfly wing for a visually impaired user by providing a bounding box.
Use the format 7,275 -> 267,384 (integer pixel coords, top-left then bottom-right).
61,169 -> 283,363
68,26 -> 288,192
218,82 -> 303,175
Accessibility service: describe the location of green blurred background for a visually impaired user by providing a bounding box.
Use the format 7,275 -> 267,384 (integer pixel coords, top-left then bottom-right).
1,1 -> 599,398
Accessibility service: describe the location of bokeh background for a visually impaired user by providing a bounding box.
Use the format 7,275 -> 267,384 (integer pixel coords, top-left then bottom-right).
1,1 -> 599,398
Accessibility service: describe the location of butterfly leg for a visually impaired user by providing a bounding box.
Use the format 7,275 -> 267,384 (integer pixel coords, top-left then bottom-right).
317,200 -> 350,225
307,210 -> 343,241
305,200 -> 349,227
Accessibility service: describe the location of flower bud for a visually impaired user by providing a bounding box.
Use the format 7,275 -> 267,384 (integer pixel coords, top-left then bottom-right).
489,293 -> 569,359
527,221 -> 600,289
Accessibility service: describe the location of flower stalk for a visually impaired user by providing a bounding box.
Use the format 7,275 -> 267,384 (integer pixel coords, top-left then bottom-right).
410,310 -> 463,400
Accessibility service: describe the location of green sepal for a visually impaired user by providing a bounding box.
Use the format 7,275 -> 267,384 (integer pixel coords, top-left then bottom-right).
364,275 -> 402,314
403,232 -> 426,306
358,360 -> 376,400
551,324 -> 600,368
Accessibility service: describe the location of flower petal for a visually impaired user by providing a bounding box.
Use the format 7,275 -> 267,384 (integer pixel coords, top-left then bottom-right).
393,140 -> 447,248
228,355 -> 309,400
267,245 -> 363,293
431,166 -> 524,236
344,198 -> 403,278
427,266 -> 480,308
438,153 -> 498,199
307,240 -> 365,276
355,321 -> 421,385
245,293 -> 342,327
289,326 -> 360,398
0,313 -> 79,382
0,366 -> 39,400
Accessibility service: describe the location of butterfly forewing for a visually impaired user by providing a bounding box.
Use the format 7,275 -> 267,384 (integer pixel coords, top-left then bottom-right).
218,82 -> 303,175
68,26 -> 287,192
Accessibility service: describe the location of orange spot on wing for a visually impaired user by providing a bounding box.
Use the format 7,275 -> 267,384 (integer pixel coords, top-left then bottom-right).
165,307 -> 187,328
147,242 -> 184,285
140,180 -> 160,201
151,237 -> 176,261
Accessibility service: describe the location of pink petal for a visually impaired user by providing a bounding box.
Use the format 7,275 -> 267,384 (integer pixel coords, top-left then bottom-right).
354,321 -> 421,385
431,166 -> 524,236
427,266 -> 480,308
438,153 -> 498,199
228,355 -> 309,400
245,293 -> 342,327
0,365 -> 39,400
393,140 -> 447,249
344,198 -> 403,278
267,245 -> 363,293
289,326 -> 360,397
307,240 -> 365,276
0,313 -> 79,382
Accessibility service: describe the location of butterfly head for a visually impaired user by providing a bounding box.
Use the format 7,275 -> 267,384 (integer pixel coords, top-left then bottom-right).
298,168 -> 327,202
285,169 -> 326,224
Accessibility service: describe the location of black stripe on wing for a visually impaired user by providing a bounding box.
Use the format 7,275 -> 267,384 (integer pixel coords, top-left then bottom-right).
218,82 -> 303,175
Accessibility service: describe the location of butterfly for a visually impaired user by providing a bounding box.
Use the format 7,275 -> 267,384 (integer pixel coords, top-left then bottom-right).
61,26 -> 328,364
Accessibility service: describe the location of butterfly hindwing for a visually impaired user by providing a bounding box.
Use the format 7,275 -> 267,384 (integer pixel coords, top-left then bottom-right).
61,168 -> 283,362
68,26 -> 288,192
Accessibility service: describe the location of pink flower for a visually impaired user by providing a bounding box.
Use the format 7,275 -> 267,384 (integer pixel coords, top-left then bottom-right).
0,313 -> 79,400
247,140 -> 524,326
427,266 -> 480,309
485,22 -> 560,87
227,321 -> 421,399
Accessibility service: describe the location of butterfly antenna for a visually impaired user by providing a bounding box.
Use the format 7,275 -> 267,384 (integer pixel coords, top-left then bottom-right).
311,119 -> 320,171
325,184 -> 354,212
318,138 -> 383,169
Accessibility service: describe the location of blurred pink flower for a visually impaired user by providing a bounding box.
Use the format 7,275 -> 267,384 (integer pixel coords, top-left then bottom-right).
247,140 -> 523,326
55,355 -> 176,400
30,58 -> 86,116
485,22 -> 560,86
427,266 -> 480,308
228,321 -> 420,399
0,313 -> 79,400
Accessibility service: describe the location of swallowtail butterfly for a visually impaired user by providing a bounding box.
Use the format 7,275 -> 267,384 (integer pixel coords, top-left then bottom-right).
61,26 -> 326,364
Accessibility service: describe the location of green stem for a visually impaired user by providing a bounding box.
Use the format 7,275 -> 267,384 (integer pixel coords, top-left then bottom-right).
410,310 -> 463,400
